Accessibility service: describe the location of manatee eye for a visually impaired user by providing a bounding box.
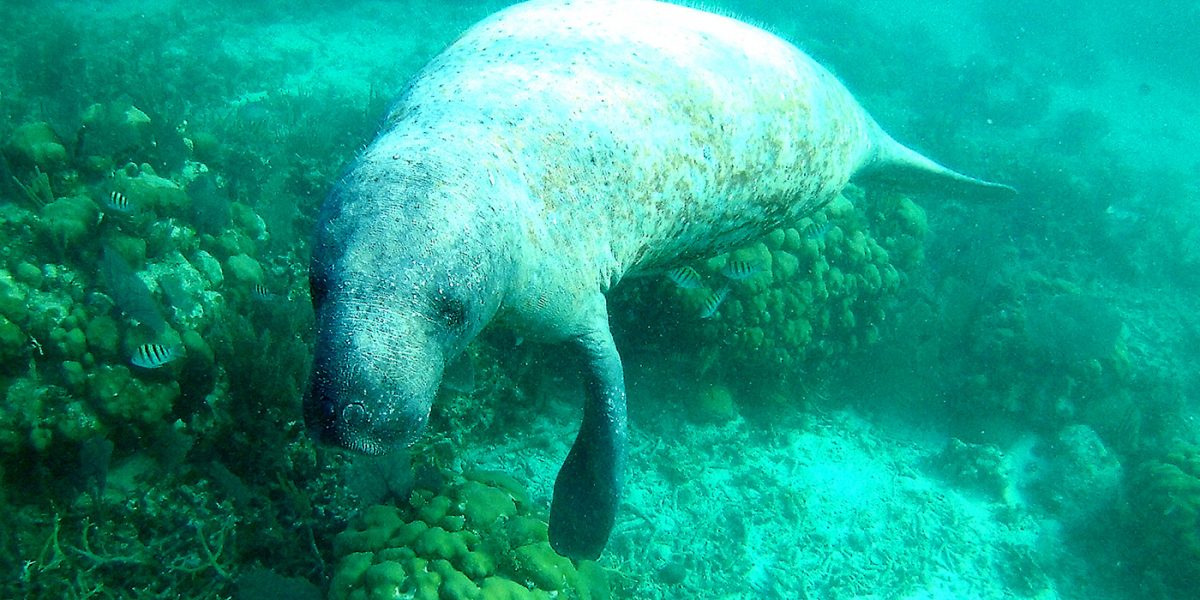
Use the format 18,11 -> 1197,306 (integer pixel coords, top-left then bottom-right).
436,296 -> 467,328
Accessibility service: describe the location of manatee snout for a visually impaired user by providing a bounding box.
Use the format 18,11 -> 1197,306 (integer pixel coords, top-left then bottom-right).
305,310 -> 441,455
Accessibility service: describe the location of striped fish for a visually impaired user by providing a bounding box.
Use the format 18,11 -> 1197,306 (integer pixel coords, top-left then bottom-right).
698,286 -> 730,319
130,343 -> 179,369
720,259 -> 763,280
665,266 -> 704,289
800,221 -> 831,240
251,283 -> 274,301
104,191 -> 133,213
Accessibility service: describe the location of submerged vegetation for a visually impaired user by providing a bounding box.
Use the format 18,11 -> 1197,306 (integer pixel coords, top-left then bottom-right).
0,2 -> 394,596
0,0 -> 1197,599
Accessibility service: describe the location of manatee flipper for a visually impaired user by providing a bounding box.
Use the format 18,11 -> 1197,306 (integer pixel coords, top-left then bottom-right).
548,299 -> 628,560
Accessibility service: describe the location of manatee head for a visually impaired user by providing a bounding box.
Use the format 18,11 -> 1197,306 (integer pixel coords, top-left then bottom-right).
304,165 -> 498,455
304,277 -> 445,455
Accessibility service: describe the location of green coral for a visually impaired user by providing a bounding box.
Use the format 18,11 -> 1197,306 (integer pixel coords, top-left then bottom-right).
190,250 -> 225,287
0,269 -> 28,322
106,233 -> 149,268
939,277 -> 1136,437
0,24 -> 381,599
114,163 -> 189,214
1129,443 -> 1200,589
224,253 -> 265,285
457,480 -> 518,529
91,364 -> 179,424
48,325 -> 87,360
687,384 -> 737,424
39,195 -> 99,253
929,438 -> 1016,503
512,542 -> 574,591
655,187 -> 921,389
78,102 -> 154,163
84,315 -> 121,361
232,203 -> 269,242
329,470 -> 608,600
3,122 -> 68,171
0,314 -> 28,368
13,262 -> 43,288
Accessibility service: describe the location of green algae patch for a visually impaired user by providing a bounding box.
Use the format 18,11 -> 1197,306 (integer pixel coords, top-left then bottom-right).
85,315 -> 121,361
225,253 -> 264,285
688,384 -> 737,424
513,542 -> 575,591
363,560 -> 408,598
464,470 -> 533,506
413,526 -> 469,561
1131,443 -> 1200,589
117,168 -> 189,213
458,480 -> 518,529
479,577 -> 537,600
458,549 -> 498,579
329,551 -> 375,599
40,195 -> 99,250
415,491 -> 453,525
389,520 -> 429,547
4,121 -> 68,171
503,516 -> 548,548
334,505 -> 406,555
329,468 -> 608,600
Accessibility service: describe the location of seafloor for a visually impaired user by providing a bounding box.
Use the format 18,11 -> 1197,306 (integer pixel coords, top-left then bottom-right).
1,0 -> 1198,598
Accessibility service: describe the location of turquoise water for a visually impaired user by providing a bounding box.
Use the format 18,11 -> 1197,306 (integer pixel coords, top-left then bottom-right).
1,0 -> 1197,597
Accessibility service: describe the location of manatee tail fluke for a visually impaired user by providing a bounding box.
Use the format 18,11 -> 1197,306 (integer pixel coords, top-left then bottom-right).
853,126 -> 1017,199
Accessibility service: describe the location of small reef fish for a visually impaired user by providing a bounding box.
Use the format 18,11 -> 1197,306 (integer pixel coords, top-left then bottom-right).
800,221 -> 831,240
104,191 -> 132,212
130,343 -> 180,369
665,265 -> 704,289
698,285 -> 730,319
251,283 -> 274,301
720,259 -> 763,280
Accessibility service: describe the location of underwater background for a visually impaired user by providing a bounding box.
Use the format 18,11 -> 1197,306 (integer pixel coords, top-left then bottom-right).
1,0 -> 1197,597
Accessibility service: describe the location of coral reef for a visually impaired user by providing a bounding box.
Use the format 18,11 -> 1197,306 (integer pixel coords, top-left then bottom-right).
928,438 -> 1016,504
1027,425 -> 1122,528
686,384 -> 738,424
329,469 -> 609,600
924,272 -> 1142,443
1128,442 -> 1200,590
694,188 -> 917,372
6,475 -> 241,598
3,122 -> 68,172
0,26 -> 353,593
612,185 -> 925,417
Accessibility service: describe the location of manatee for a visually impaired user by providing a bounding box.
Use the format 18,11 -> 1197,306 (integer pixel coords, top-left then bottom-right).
305,0 -> 1012,559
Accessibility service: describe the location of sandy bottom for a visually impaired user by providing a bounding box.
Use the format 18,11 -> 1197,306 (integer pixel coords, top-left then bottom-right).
447,355 -> 1114,600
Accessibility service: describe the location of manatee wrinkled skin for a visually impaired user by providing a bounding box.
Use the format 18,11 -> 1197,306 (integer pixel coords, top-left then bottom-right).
305,0 -> 1011,560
